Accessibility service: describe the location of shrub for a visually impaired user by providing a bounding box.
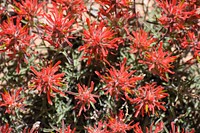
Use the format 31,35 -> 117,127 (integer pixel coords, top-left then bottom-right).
0,0 -> 199,132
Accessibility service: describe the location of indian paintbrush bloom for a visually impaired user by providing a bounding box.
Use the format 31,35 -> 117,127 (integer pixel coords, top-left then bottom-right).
30,61 -> 65,105
155,0 -> 198,31
0,16 -> 33,73
107,110 -> 135,133
0,88 -> 24,114
127,82 -> 169,117
95,0 -> 135,34
78,18 -> 122,65
13,0 -> 43,21
129,29 -> 156,54
95,58 -> 143,101
139,43 -> 176,81
74,81 -> 99,116
54,0 -> 86,19
41,3 -> 75,48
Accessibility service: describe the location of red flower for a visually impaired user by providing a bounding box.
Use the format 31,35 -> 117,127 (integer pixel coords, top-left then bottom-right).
41,3 -> 75,48
85,121 -> 108,133
78,19 -> 122,65
129,29 -> 156,54
95,58 -> 143,100
74,81 -> 99,116
95,0 -> 131,8
95,0 -> 135,34
155,0 -> 197,31
30,61 -> 65,105
186,31 -> 200,58
107,110 -> 135,133
0,88 -> 24,114
181,31 -> 200,58
54,0 -> 86,19
127,82 -> 169,117
13,0 -> 43,21
132,123 -> 143,133
0,123 -> 12,133
0,16 -> 33,73
146,121 -> 164,133
194,41 -> 200,58
95,0 -> 132,17
139,43 -> 176,81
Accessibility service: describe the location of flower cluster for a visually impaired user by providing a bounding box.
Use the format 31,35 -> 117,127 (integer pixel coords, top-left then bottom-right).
0,88 -> 24,114
0,0 -> 198,132
40,3 -> 75,48
78,19 -> 122,65
0,16 -> 32,73
156,0 -> 198,31
107,110 -> 135,133
127,82 -> 169,117
86,110 -> 136,133
181,31 -> 200,58
139,43 -> 176,81
96,58 -> 143,100
74,81 -> 99,116
129,29 -> 156,54
30,61 -> 65,105
55,0 -> 86,19
96,0 -> 136,33
13,0 -> 43,21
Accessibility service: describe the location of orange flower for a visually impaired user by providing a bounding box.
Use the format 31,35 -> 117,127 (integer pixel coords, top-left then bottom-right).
30,61 -> 65,105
